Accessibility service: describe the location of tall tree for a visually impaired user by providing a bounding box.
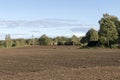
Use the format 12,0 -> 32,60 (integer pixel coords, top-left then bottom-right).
103,13 -> 120,44
99,14 -> 118,47
5,34 -> 13,48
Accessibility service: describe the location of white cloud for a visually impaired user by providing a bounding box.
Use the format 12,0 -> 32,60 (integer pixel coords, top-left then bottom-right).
0,19 -> 98,28
0,19 -> 98,39
30,30 -> 41,33
73,32 -> 85,37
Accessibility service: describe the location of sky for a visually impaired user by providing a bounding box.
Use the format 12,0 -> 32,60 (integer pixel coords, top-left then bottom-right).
0,0 -> 120,39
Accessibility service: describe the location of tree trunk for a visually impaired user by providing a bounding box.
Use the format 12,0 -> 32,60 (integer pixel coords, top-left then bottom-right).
107,40 -> 110,48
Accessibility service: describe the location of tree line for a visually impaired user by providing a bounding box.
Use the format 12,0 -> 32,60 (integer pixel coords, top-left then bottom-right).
0,34 -> 81,48
0,13 -> 120,48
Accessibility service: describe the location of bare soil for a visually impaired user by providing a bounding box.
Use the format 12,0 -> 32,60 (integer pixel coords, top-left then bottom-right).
0,46 -> 120,80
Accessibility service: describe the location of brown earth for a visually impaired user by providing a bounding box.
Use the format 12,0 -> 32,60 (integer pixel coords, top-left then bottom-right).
0,46 -> 120,80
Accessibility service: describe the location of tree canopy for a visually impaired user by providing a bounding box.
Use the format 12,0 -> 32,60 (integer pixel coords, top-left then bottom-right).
99,14 -> 118,47
86,28 -> 99,42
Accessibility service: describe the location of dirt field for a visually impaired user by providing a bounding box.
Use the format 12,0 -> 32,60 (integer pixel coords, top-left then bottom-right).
0,46 -> 120,80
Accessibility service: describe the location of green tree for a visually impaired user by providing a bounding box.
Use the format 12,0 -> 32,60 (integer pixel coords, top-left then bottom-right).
14,40 -> 20,47
99,14 -> 118,47
80,36 -> 88,46
19,39 -> 26,47
0,40 -> 5,48
55,36 -> 69,45
34,38 -> 39,45
71,35 -> 79,45
39,34 -> 52,45
27,35 -> 36,46
103,13 -> 120,44
5,34 -> 13,48
86,28 -> 99,42
53,38 -> 58,45
26,39 -> 32,45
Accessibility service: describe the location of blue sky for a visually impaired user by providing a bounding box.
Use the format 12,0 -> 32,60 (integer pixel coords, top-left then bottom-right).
0,0 -> 120,39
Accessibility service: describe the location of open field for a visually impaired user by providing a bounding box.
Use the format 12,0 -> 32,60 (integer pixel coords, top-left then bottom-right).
0,46 -> 120,80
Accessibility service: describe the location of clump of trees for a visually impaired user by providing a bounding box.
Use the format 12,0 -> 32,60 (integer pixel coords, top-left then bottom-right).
80,13 -> 120,48
0,13 -> 120,48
